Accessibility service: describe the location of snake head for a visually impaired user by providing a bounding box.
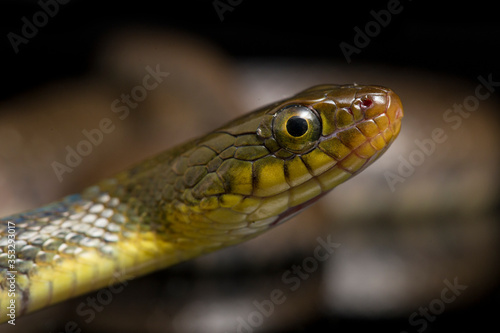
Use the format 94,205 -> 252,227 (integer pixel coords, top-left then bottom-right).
229,84 -> 404,225
183,84 -> 403,230
255,84 -> 403,186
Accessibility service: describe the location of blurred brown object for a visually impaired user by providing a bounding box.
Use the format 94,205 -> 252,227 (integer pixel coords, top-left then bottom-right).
0,29 -> 242,216
1,29 -> 499,333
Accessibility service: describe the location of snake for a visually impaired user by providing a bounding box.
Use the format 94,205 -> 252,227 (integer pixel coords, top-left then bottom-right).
0,84 -> 403,323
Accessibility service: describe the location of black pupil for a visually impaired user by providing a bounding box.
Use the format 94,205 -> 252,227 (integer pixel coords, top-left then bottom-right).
286,116 -> 308,137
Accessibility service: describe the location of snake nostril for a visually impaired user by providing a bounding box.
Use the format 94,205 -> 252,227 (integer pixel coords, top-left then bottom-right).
360,98 -> 373,109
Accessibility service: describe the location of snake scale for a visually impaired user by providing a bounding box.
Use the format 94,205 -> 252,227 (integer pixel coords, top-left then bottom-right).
0,84 -> 403,323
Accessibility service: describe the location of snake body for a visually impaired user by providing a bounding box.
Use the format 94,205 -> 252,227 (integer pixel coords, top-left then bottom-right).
0,84 -> 403,322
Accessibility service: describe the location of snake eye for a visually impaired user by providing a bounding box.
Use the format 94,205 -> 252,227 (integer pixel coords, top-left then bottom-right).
286,116 -> 308,137
273,105 -> 322,153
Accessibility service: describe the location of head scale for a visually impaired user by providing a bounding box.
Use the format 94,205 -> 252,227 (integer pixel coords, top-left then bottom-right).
165,84 -> 403,242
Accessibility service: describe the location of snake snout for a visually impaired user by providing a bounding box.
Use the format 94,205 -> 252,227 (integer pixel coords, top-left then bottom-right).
385,89 -> 404,137
387,90 -> 404,122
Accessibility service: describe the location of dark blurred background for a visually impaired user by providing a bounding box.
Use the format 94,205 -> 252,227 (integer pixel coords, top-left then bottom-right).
1,0 -> 500,98
1,1 -> 499,332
